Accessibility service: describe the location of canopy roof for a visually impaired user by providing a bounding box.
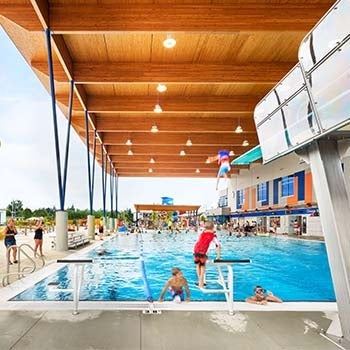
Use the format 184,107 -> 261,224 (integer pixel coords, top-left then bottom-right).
134,204 -> 200,213
0,0 -> 334,177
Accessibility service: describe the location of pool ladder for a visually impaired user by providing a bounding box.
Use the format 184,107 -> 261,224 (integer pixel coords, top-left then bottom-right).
49,259 -> 93,315
197,259 -> 251,315
2,244 -> 45,287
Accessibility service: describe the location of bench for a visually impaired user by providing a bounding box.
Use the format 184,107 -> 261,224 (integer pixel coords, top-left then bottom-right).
50,231 -> 90,249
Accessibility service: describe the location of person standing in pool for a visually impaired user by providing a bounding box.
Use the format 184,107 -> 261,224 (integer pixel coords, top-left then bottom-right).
207,150 -> 231,190
158,267 -> 190,303
193,221 -> 221,288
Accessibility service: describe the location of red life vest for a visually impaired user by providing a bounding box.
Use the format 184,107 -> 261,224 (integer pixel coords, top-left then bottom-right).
194,230 -> 217,254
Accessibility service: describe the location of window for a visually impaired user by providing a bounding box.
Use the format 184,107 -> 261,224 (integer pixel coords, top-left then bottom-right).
281,175 -> 294,197
257,182 -> 268,202
236,189 -> 245,209
218,195 -> 228,208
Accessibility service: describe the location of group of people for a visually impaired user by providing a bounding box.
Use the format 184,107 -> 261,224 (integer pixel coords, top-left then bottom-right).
158,220 -> 283,304
3,218 -> 46,265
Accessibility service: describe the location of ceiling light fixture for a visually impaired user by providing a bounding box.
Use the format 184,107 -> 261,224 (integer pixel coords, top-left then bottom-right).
151,124 -> 159,133
163,34 -> 176,49
150,157 -> 155,164
127,149 -> 133,155
235,117 -> 243,133
157,83 -> 167,93
125,139 -> 132,146
186,138 -> 192,146
229,150 -> 235,156
205,158 -> 210,164
196,169 -> 200,173
149,168 -> 153,173
242,140 -> 249,147
153,103 -> 163,113
180,150 -> 186,156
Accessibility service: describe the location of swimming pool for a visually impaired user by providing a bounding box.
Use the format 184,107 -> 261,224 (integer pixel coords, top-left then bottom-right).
11,232 -> 335,302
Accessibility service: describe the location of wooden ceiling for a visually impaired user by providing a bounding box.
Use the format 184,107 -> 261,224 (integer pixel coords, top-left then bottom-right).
0,0 -> 335,177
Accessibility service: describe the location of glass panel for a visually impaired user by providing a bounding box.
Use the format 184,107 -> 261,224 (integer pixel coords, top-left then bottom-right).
299,0 -> 350,72
275,65 -> 305,102
309,38 -> 350,131
257,110 -> 290,163
254,90 -> 280,125
282,89 -> 319,146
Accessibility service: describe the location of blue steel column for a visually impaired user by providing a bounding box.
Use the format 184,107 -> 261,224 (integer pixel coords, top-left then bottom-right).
84,110 -> 93,215
115,174 -> 119,218
45,28 -> 64,210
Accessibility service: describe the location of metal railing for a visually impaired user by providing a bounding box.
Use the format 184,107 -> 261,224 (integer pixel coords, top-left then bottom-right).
197,259 -> 251,315
48,259 -> 93,315
2,244 -> 45,287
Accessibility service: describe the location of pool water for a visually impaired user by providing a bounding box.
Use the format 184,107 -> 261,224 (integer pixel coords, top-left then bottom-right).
12,232 -> 335,302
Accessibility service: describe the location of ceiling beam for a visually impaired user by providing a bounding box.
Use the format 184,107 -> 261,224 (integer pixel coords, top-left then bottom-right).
72,114 -> 256,133
106,145 -> 255,156
61,96 -> 259,113
97,132 -> 258,146
32,62 -> 294,83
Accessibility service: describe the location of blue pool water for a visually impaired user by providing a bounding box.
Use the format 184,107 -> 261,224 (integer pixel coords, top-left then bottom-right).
12,232 -> 335,302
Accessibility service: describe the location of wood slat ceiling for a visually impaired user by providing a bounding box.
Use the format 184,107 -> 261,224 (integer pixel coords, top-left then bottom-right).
0,0 -> 335,177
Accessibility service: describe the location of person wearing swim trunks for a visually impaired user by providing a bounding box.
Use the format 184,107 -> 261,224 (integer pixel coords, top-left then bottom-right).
158,267 -> 190,303
208,150 -> 231,190
193,221 -> 221,288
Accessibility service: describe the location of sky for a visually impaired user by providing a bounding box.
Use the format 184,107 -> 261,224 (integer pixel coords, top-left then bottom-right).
0,27 -> 219,212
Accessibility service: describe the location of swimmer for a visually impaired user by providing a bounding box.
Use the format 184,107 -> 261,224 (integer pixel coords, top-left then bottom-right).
158,267 -> 190,303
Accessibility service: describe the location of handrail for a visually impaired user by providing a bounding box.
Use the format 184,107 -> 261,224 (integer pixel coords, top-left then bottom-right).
49,259 -> 93,315
197,259 -> 251,315
3,244 -> 45,286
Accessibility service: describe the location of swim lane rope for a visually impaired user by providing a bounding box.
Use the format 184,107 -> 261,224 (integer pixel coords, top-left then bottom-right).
138,233 -> 154,302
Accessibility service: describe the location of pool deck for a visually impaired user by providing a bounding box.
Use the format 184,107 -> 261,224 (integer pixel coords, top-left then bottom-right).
0,232 -> 347,350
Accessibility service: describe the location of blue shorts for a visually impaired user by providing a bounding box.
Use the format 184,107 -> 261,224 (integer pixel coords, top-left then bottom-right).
169,288 -> 184,301
218,162 -> 230,177
4,239 -> 16,248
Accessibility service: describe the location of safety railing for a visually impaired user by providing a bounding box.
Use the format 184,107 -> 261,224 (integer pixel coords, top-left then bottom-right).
2,244 -> 45,287
197,259 -> 251,315
48,259 -> 93,315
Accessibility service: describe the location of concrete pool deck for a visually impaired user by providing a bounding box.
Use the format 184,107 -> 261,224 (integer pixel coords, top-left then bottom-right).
0,232 -> 347,349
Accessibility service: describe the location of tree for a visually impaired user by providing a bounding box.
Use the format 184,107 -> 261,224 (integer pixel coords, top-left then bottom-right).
22,208 -> 33,219
6,200 -> 24,218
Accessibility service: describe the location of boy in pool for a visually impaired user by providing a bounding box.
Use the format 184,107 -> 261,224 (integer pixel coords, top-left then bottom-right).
158,267 -> 190,303
245,285 -> 283,305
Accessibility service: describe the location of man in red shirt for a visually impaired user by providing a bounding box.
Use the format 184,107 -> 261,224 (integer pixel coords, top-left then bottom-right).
193,221 -> 221,288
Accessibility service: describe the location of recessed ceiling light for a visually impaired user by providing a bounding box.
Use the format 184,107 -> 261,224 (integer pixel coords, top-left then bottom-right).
150,157 -> 155,164
163,34 -> 176,49
125,139 -> 132,146
149,168 -> 153,173
127,149 -> 133,155
180,150 -> 186,156
242,140 -> 249,147
229,150 -> 235,156
196,169 -> 200,173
